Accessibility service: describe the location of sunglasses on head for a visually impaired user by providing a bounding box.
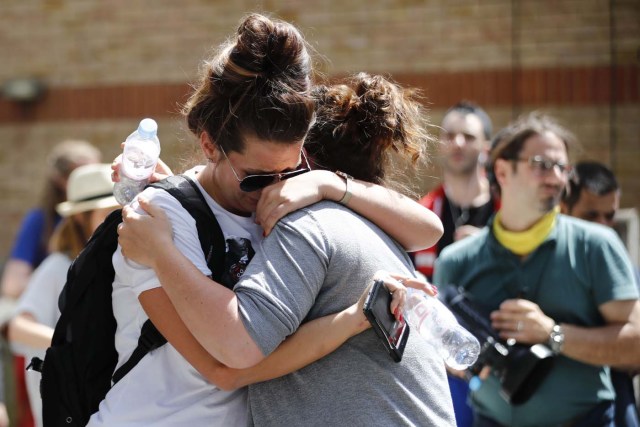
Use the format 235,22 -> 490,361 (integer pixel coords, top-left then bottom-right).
220,145 -> 311,192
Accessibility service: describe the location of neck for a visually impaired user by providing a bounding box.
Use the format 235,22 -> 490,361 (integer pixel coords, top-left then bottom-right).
493,207 -> 559,256
443,167 -> 490,208
196,164 -> 250,217
498,202 -> 550,232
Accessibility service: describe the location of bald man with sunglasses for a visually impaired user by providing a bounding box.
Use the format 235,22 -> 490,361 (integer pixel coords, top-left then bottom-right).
434,113 -> 640,427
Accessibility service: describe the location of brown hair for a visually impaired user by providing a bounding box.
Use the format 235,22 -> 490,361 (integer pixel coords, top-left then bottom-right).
48,212 -> 93,259
40,140 -> 101,252
305,73 -> 431,196
183,14 -> 315,153
487,112 -> 576,193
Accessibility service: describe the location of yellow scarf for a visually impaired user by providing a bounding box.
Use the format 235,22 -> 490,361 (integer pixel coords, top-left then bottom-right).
493,207 -> 559,256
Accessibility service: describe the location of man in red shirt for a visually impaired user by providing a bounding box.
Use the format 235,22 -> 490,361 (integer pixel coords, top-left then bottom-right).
412,101 -> 499,280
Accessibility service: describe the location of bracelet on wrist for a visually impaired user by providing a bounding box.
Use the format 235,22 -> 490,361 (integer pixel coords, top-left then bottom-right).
335,171 -> 353,205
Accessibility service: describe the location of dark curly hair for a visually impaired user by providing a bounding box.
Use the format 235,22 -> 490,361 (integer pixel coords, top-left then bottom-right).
305,73 -> 431,193
183,14 -> 315,153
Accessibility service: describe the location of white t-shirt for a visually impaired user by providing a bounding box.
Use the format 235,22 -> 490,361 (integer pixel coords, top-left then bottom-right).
14,252 -> 72,427
88,179 -> 262,427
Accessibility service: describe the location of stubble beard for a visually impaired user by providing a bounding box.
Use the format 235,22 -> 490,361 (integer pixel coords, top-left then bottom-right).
538,187 -> 563,213
443,155 -> 478,177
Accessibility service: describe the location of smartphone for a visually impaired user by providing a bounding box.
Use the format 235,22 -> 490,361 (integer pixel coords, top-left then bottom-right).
363,279 -> 410,362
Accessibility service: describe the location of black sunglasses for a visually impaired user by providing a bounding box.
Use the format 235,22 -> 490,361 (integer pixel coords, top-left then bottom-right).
220,146 -> 311,192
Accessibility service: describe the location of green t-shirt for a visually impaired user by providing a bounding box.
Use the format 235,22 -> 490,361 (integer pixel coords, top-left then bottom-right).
434,214 -> 638,427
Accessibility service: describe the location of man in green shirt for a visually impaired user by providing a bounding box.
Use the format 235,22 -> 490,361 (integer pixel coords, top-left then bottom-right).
434,113 -> 640,427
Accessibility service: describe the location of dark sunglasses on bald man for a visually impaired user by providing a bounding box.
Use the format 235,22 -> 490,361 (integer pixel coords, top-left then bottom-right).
220,145 -> 311,192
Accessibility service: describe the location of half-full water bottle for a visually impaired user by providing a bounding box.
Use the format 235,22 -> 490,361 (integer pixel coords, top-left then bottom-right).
113,118 -> 161,205
404,288 -> 480,369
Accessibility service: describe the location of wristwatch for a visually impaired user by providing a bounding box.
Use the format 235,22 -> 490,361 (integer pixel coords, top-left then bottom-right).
547,323 -> 565,355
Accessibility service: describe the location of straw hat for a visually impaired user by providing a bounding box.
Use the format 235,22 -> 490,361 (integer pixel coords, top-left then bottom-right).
56,163 -> 120,216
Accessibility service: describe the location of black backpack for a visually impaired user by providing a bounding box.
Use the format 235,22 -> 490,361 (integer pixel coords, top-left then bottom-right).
30,175 -> 228,427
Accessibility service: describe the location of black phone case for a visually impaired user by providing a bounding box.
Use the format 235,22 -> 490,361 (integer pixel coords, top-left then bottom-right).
363,279 -> 410,362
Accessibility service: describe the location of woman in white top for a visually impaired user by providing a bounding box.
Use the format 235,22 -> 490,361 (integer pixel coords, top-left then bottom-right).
8,164 -> 120,427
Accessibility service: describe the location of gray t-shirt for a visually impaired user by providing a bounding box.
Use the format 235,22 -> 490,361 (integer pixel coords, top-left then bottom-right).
235,201 -> 455,426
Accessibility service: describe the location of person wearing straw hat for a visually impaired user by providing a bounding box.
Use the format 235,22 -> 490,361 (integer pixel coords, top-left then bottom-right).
8,163 -> 119,427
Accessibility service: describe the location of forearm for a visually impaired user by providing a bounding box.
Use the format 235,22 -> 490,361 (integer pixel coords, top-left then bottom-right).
227,302 -> 370,388
8,314 -> 53,349
151,244 -> 264,368
1,260 -> 33,299
560,322 -> 640,367
330,177 -> 443,252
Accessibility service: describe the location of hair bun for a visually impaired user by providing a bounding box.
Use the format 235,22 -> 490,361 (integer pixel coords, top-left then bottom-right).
231,14 -> 310,90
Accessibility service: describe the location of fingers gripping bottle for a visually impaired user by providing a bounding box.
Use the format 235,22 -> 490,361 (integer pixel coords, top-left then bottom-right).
113,118 -> 161,205
404,288 -> 480,369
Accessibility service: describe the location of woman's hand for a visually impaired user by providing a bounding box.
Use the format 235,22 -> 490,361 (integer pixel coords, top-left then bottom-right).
111,147 -> 174,184
256,170 -> 342,236
355,271 -> 438,327
118,196 -> 174,268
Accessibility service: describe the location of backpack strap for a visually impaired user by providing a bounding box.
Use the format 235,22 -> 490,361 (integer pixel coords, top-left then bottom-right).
111,320 -> 166,384
112,174 -> 226,384
149,175 -> 226,282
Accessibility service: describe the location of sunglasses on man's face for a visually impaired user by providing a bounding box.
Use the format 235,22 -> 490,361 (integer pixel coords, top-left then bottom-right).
220,146 -> 311,192
511,155 -> 572,176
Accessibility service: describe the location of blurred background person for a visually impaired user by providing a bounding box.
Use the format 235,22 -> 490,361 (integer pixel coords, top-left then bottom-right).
412,101 -> 499,427
1,140 -> 102,299
412,101 -> 498,281
8,164 -> 119,427
434,112 -> 640,427
561,161 -> 620,227
561,160 -> 639,427
0,140 -> 101,427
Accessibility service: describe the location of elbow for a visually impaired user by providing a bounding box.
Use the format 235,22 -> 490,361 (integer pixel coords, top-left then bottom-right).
430,216 -> 445,245
204,365 -> 243,391
210,344 -> 265,370
406,219 -> 444,253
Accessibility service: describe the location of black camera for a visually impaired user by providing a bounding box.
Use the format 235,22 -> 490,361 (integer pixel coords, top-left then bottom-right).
442,286 -> 556,405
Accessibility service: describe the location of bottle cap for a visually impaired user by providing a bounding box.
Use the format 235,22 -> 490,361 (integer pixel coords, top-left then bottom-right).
137,118 -> 158,139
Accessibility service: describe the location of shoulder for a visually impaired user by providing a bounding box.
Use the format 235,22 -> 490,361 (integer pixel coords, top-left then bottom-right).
439,226 -> 491,262
135,187 -> 198,229
139,186 -> 185,210
22,208 -> 46,224
26,252 -> 72,290
557,214 -> 623,246
272,200 -> 374,249
36,252 -> 72,272
15,208 -> 47,235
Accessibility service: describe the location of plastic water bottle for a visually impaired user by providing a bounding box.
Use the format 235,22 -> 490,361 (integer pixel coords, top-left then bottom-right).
404,288 -> 480,369
113,118 -> 161,205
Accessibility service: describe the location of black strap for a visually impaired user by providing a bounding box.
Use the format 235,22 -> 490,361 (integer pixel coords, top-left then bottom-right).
112,320 -> 167,384
111,175 -> 225,384
150,175 -> 226,282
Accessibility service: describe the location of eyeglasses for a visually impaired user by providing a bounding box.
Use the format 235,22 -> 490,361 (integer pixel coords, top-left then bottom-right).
220,145 -> 311,192
510,155 -> 572,176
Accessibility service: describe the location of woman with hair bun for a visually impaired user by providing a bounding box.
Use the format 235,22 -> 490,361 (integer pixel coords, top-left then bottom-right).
97,14 -> 442,426
117,70 -> 455,426
89,13 -> 318,426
